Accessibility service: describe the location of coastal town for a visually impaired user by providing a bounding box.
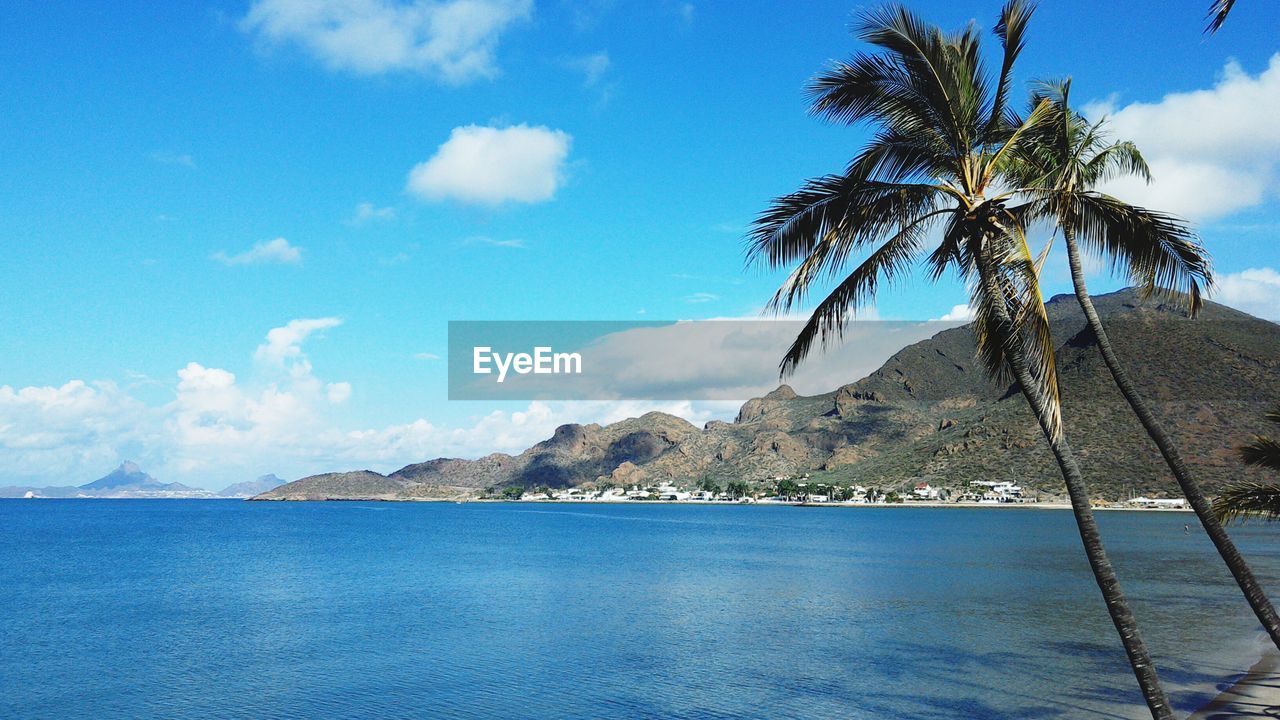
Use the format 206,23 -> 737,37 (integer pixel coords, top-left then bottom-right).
482,478 -> 1190,509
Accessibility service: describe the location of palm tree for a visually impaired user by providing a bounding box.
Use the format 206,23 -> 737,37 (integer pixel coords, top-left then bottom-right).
747,3 -> 1173,717
1215,408 -> 1280,523
1206,0 -> 1236,33
1008,82 -> 1280,652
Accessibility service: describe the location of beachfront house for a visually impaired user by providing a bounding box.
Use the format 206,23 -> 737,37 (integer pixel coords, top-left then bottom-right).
912,482 -> 939,500
656,485 -> 691,501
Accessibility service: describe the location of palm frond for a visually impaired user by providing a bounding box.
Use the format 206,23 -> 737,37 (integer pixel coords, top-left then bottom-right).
1081,141 -> 1150,186
850,4 -> 980,156
847,128 -> 952,183
968,223 -> 1062,437
983,0 -> 1036,144
982,96 -> 1055,188
1206,0 -> 1236,34
746,174 -> 941,279
808,53 -> 944,138
778,221 -> 931,375
924,209 -> 969,281
1214,480 -> 1280,525
1069,193 -> 1211,315
1242,436 -> 1280,472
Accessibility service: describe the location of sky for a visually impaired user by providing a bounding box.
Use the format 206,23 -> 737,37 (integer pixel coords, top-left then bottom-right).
1,0 -> 1278,489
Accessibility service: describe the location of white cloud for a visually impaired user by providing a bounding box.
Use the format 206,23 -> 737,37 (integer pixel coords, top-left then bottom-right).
462,235 -> 526,248
0,381 -> 149,482
177,363 -> 237,393
567,51 -> 609,87
159,320 -> 361,479
406,124 -> 572,205
675,2 -> 694,25
326,382 -> 353,404
1087,54 -> 1280,221
241,0 -> 532,83
565,51 -> 614,107
213,237 -> 302,266
935,304 -> 975,322
684,292 -> 719,303
150,151 -> 196,168
415,352 -> 441,360
0,322 -> 744,490
1214,267 -> 1280,321
351,202 -> 395,224
254,317 -> 342,369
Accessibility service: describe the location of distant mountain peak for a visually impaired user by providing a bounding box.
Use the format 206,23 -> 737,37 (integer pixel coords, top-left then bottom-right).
81,461 -> 160,490
216,473 -> 286,498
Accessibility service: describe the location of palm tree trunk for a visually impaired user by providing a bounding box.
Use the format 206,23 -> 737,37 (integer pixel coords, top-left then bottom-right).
978,257 -> 1174,720
1064,228 -> 1280,651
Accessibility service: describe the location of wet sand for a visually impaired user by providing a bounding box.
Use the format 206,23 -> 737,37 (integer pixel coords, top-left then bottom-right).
1191,649 -> 1280,719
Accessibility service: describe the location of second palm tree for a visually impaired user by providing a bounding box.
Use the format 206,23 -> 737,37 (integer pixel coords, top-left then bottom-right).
748,3 -> 1173,717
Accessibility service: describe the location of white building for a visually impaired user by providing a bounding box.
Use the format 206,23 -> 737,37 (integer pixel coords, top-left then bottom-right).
967,480 -> 1024,503
1128,496 -> 1187,509
912,482 -> 939,500
656,486 -> 691,501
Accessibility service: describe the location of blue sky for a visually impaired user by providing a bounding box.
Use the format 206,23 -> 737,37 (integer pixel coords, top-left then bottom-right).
2,0 -> 1279,488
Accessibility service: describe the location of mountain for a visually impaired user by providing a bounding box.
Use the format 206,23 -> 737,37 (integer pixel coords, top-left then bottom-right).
0,462 -> 212,498
78,461 -> 207,496
216,474 -> 285,498
255,289 -> 1280,502
258,414 -> 703,501
81,461 -> 168,491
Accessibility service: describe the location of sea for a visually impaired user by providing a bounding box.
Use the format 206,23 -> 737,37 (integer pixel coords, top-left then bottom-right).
2,500 -> 1277,719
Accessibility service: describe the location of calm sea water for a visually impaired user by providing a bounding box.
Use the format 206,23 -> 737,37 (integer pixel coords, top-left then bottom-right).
2,501 -> 1278,719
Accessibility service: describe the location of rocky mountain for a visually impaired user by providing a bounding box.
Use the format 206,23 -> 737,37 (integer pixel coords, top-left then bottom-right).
216,474 -> 285,498
256,289 -> 1280,502
81,461 -> 184,492
0,462 -> 212,498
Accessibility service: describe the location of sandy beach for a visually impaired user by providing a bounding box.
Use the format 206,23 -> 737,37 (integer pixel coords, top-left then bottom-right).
1192,648 -> 1280,719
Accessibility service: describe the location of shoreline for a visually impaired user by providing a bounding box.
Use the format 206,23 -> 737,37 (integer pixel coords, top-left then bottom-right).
6,496 -> 1196,512
1190,642 -> 1280,719
244,496 -> 1195,511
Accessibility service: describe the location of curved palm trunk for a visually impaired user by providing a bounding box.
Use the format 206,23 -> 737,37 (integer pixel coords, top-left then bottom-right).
978,258 -> 1174,720
1064,229 -> 1280,651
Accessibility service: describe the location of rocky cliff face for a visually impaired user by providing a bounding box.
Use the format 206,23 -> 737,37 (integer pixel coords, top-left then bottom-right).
256,290 -> 1280,501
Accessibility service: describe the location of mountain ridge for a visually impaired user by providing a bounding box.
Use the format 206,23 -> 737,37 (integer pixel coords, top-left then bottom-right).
0,467 -> 285,499
257,289 -> 1280,502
